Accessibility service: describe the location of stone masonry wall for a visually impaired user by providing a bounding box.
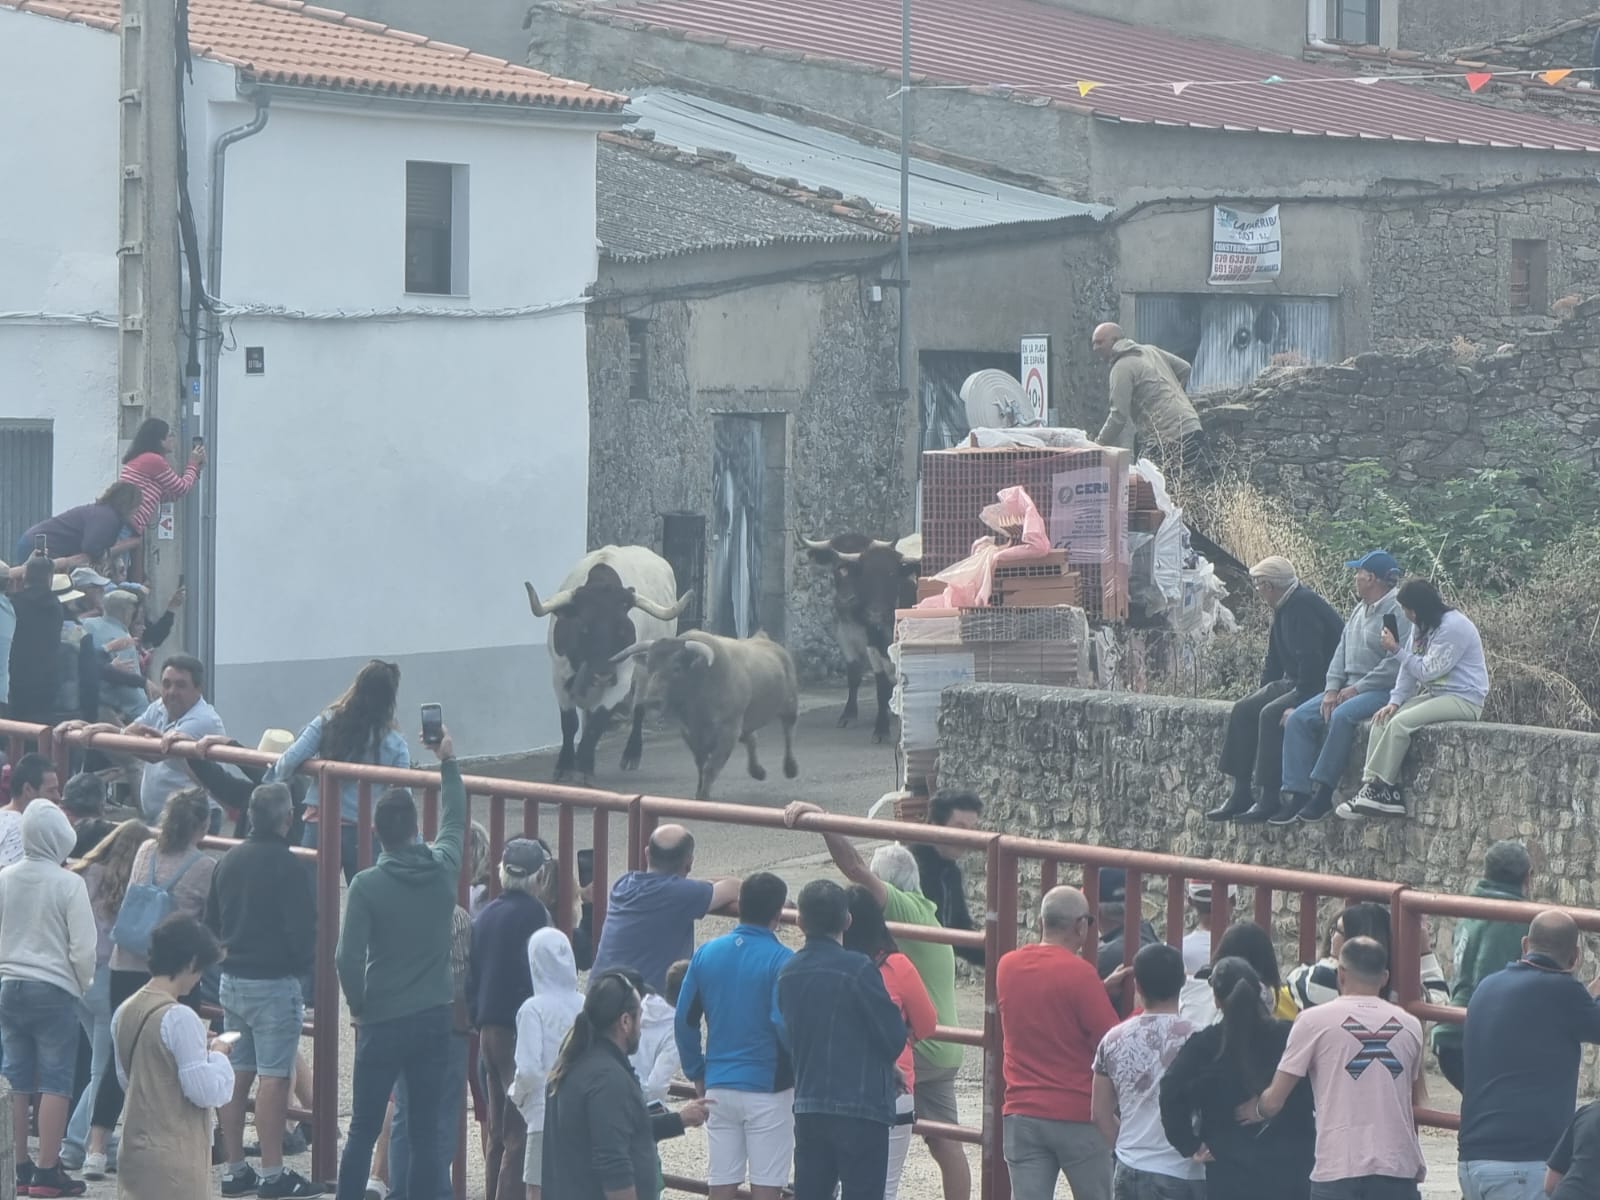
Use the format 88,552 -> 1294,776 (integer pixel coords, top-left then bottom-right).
1368,182 -> 1600,344
937,684 -> 1600,1077
1197,294 -> 1600,513
1399,0 -> 1595,56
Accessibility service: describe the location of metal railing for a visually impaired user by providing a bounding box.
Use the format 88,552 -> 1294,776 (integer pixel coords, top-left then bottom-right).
7,716 -> 1599,1199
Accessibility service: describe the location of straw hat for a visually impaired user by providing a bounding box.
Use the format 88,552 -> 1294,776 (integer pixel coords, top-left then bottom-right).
256,729 -> 295,756
51,574 -> 85,604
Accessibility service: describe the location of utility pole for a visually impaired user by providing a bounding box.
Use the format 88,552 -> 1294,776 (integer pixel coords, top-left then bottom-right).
117,0 -> 185,631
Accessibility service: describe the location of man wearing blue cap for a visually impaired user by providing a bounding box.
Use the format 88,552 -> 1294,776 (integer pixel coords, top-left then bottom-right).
1275,551 -> 1410,823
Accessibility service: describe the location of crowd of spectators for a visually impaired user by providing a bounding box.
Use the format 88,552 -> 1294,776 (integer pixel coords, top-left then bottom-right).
2,653 -> 1596,1200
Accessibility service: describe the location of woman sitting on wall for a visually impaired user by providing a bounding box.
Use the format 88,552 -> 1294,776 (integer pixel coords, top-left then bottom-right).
1337,578 -> 1487,820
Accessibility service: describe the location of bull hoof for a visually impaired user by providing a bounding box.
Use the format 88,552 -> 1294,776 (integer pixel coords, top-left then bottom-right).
748,763 -> 767,781
872,725 -> 891,744
837,712 -> 855,729
578,773 -> 594,789
619,748 -> 641,771
783,756 -> 798,779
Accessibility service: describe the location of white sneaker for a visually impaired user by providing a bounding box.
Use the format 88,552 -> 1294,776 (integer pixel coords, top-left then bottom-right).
364,1179 -> 388,1200
82,1152 -> 108,1180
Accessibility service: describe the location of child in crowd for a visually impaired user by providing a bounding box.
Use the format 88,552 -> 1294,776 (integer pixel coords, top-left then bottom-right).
509,928 -> 585,1200
633,959 -> 688,1108
0,798 -> 98,1196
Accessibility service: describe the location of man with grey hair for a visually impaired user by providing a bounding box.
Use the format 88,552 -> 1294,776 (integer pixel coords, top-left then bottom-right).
1209,555 -> 1342,824
785,800 -> 969,1200
209,783 -> 321,1198
1090,322 -> 1208,477
1432,840 -> 1534,1091
996,886 -> 1121,1200
1278,551 -> 1411,824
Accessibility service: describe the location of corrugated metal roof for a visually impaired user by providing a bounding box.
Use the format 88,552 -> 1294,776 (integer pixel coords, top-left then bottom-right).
627,91 -> 1113,228
604,0 -> 1600,151
597,139 -> 893,261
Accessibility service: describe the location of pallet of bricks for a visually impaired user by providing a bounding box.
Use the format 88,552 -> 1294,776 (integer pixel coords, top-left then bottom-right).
919,444 -> 1131,622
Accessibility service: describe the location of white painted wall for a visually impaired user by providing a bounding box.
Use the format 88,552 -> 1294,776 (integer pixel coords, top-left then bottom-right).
203,97 -> 600,752
0,12 -> 119,512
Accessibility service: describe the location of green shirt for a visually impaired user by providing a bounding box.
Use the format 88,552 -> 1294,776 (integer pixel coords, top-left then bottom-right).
882,882 -> 963,1069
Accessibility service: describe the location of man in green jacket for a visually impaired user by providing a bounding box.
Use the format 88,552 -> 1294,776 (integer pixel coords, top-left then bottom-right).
1091,322 -> 1208,476
334,726 -> 465,1200
1433,840 -> 1532,1091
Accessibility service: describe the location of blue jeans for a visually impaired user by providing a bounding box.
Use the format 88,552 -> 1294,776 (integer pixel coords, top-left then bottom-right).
1282,689 -> 1389,795
301,822 -> 360,884
388,1031 -> 468,1200
63,964 -> 117,1168
1458,1160 -> 1548,1200
335,1006 -> 453,1200
220,974 -> 304,1077
0,979 -> 81,1097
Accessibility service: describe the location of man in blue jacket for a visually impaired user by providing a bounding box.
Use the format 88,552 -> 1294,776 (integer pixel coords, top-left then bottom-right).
778,880 -> 908,1200
675,872 -> 794,1200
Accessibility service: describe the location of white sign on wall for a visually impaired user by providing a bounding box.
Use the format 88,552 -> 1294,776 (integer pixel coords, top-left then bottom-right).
156,502 -> 175,541
1020,335 -> 1050,423
1210,204 -> 1282,285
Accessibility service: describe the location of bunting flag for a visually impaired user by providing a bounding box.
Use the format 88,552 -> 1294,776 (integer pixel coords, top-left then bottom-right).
900,63 -> 1600,102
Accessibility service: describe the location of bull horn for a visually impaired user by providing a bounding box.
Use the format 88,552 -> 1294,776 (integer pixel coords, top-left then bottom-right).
609,640 -> 657,666
631,590 -> 693,622
799,535 -> 834,551
834,551 -> 862,564
525,581 -> 576,618
868,539 -> 894,551
685,639 -> 715,667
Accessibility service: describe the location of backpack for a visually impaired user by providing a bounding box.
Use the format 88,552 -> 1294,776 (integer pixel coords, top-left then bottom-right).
111,850 -> 203,958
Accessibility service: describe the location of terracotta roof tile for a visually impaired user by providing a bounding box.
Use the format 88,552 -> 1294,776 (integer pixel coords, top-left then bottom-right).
2,0 -> 626,111
568,0 -> 1600,150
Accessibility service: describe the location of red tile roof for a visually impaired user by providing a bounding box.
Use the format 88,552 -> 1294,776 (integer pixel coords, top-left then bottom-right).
578,0 -> 1600,150
2,0 -> 625,111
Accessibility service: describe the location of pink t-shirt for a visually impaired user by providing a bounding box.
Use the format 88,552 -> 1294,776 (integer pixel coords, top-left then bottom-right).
1277,993 -> 1426,1184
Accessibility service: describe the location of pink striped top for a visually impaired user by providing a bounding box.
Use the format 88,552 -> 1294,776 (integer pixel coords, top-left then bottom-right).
120,452 -> 201,534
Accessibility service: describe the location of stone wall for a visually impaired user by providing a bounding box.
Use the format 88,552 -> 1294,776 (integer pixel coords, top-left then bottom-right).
1197,294 -> 1600,513
1400,0 -> 1596,56
1368,182 -> 1600,344
937,683 -> 1600,1075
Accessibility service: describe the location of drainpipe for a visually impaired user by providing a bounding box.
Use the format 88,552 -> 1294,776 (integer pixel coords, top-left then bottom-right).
199,97 -> 270,692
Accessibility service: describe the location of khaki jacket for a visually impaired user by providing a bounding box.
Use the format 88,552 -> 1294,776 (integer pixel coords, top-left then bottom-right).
1096,338 -> 1202,452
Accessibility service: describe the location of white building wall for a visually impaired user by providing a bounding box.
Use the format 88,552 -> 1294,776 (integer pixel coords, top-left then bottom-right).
203,98 -> 598,755
0,13 -> 119,515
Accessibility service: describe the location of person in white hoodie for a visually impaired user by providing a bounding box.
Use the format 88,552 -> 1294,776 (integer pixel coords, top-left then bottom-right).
633,959 -> 687,1109
508,927 -> 584,1200
0,797 -> 98,1196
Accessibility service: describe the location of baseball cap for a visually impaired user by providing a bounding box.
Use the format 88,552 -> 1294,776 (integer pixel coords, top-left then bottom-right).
502,837 -> 550,878
1185,880 -> 1238,902
70,566 -> 113,590
1098,867 -> 1127,903
1345,550 -> 1400,579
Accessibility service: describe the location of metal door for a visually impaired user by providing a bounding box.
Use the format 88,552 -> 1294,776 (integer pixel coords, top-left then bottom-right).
0,422 -> 53,558
710,416 -> 764,637
661,512 -> 706,631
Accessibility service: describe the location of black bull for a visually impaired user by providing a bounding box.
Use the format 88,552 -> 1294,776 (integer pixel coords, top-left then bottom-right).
801,533 -> 918,742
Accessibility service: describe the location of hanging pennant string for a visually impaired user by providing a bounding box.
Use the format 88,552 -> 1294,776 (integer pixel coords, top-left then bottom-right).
887,65 -> 1597,101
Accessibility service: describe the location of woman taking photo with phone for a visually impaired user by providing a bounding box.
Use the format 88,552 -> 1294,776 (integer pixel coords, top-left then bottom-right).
118,418 -> 205,537
1337,578 -> 1488,821
267,659 -> 409,882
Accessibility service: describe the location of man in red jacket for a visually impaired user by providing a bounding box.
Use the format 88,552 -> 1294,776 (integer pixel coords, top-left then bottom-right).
996,885 -> 1127,1200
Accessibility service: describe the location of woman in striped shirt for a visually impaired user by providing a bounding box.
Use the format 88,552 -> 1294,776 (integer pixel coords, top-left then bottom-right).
119,418 -> 205,535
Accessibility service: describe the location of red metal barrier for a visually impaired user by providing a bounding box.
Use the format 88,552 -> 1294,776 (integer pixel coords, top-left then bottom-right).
14,715 -> 1600,1199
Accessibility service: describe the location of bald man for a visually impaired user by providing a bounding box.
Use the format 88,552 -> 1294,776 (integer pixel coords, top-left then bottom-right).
996,886 -> 1126,1200
1458,910 -> 1600,1200
590,824 -> 740,993
1090,322 -> 1207,475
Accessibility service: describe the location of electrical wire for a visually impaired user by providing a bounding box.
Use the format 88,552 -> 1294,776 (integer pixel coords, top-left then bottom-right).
0,312 -> 118,328
207,296 -> 593,322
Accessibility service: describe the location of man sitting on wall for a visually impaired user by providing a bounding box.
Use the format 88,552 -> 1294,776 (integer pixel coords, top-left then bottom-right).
1275,551 -> 1410,825
1207,556 -> 1342,824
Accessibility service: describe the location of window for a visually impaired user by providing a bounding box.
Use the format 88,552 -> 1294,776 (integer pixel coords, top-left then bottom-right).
405,161 -> 468,295
1332,0 -> 1378,44
0,420 -> 53,558
627,319 -> 651,399
1511,239 -> 1549,315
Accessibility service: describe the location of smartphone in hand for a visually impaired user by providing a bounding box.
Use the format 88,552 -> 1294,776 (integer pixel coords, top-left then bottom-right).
1382,613 -> 1399,640
420,703 -> 444,747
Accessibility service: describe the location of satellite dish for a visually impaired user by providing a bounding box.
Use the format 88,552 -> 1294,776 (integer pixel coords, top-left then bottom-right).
960,369 -> 1040,430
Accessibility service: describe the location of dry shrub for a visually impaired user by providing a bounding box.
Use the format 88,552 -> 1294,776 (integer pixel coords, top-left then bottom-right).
1183,471 -> 1344,602
1451,334 -> 1481,362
